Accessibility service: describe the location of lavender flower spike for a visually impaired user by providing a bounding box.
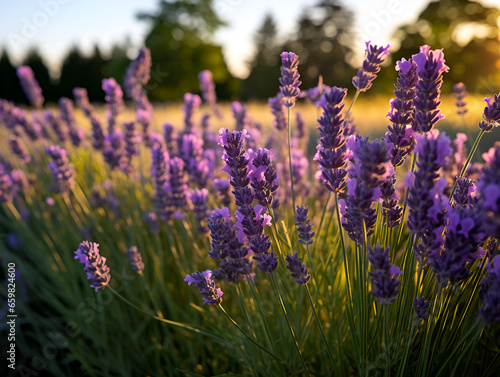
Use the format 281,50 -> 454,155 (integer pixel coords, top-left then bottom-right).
123,47 -> 151,102
268,93 -> 287,131
285,252 -> 311,285
368,245 -> 402,304
413,298 -> 430,320
126,246 -> 145,274
453,83 -> 468,116
46,145 -> 76,195
478,142 -> 500,238
74,241 -> 111,292
412,45 -> 449,133
479,255 -> 500,324
199,70 -> 222,118
295,205 -> 315,245
102,78 -> 124,134
478,94 -> 500,132
352,42 -> 390,92
16,66 -> 44,108
185,270 -> 223,305
279,52 -> 301,108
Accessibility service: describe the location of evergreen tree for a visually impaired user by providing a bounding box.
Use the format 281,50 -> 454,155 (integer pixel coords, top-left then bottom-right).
0,49 -> 25,103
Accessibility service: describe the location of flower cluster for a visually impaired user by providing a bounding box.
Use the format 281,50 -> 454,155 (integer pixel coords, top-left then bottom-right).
199,70 -> 222,118
46,145 -> 76,195
126,246 -> 145,273
16,66 -> 44,108
453,82 -> 468,116
477,143 -> 500,238
295,205 -> 314,245
102,78 -> 124,134
279,52 -> 301,108
478,94 -> 500,132
352,42 -> 390,92
185,270 -> 223,305
74,241 -> 111,292
285,252 -> 311,285
368,245 -> 402,304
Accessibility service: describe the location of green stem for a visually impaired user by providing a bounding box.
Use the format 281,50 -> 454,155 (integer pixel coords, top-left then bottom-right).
449,129 -> 485,203
217,304 -> 284,363
287,106 -> 296,215
312,191 -> 332,256
384,305 -> 390,377
396,321 -> 417,377
305,284 -> 336,369
270,272 -> 310,377
345,89 -> 360,120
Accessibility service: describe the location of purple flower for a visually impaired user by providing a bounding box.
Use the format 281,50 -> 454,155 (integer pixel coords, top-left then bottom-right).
123,121 -> 141,173
342,137 -> 392,243
478,94 -> 500,132
73,87 -> 94,118
143,211 -> 160,235
430,205 -> 486,283
477,143 -> 500,238
219,128 -> 251,194
136,108 -> 152,146
453,177 -> 475,207
151,141 -> 173,221
102,78 -> 124,134
208,208 -> 232,260
413,298 -> 430,320
102,130 -> 126,170
295,112 -> 306,142
185,270 -> 223,305
352,42 -> 390,92
0,164 -> 15,203
285,252 -> 311,284
299,83 -> 331,103
380,173 -> 403,228
126,246 -> 145,273
16,66 -> 44,108
253,252 -> 278,274
46,145 -> 76,195
268,93 -> 287,131
199,70 -> 222,118
182,93 -> 202,133
453,83 -> 468,116
234,205 -> 272,256
213,178 -> 231,207
163,123 -> 178,156
295,205 -> 315,245
9,135 -> 31,163
44,110 -> 69,143
74,241 -> 111,292
314,87 -> 349,194
187,188 -> 210,234
479,255 -> 500,324
368,244 -> 402,304
279,52 -> 301,108
385,58 -> 417,167
412,45 -> 449,133
90,115 -> 106,150
230,101 -> 250,131
169,157 -> 188,209
248,148 -> 279,207
124,47 -> 151,102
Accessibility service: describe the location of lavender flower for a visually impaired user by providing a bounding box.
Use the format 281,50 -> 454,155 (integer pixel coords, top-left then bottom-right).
253,252 -> 278,274
407,131 -> 451,263
248,148 -> 279,207
477,143 -> 500,238
295,112 -> 306,143
123,121 -> 141,173
9,135 -> 31,163
368,245 -> 402,304
299,83 -> 331,103
295,205 -> 315,245
352,42 -> 390,92
169,157 -> 188,209
16,66 -> 44,108
268,93 -> 287,131
44,110 -> 69,143
136,108 -> 152,146
213,178 -> 231,207
453,83 -> 468,116
74,241 -> 111,292
208,208 -> 232,260
342,137 -> 392,243
479,255 -> 500,324
386,58 -> 417,167
182,93 -> 202,134
231,101 -> 250,131
90,115 -> 105,150
187,188 -> 210,234
279,52 -> 301,108
199,70 -> 222,118
0,164 -> 14,203
59,97 -> 84,147
73,87 -> 94,117
185,270 -> 223,305
380,173 -> 403,228
151,141 -> 173,221
234,205 -> 272,256
413,298 -> 430,320
285,252 -> 311,284
163,123 -> 178,156
314,87 -> 349,194
102,78 -> 124,134
102,130 -> 125,170
126,246 -> 145,273
478,94 -> 500,132
412,45 -> 449,133
453,177 -> 475,207
123,47 -> 151,102
143,211 -> 160,235
46,145 -> 76,195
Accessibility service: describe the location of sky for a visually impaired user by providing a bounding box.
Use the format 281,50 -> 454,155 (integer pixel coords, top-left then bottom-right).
0,0 -> 499,78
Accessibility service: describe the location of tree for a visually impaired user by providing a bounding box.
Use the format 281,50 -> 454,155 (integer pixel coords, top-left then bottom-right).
0,49 -> 25,103
137,0 -> 237,100
58,46 -> 89,99
391,0 -> 500,93
285,0 -> 356,90
241,14 -> 281,99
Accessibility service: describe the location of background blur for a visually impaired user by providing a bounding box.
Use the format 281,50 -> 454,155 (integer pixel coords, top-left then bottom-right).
0,0 -> 500,103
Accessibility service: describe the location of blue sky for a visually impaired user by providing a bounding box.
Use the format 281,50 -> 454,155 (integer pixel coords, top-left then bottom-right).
0,0 -> 499,78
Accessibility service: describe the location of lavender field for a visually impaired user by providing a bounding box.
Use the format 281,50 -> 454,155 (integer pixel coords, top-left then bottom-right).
1,39 -> 500,377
